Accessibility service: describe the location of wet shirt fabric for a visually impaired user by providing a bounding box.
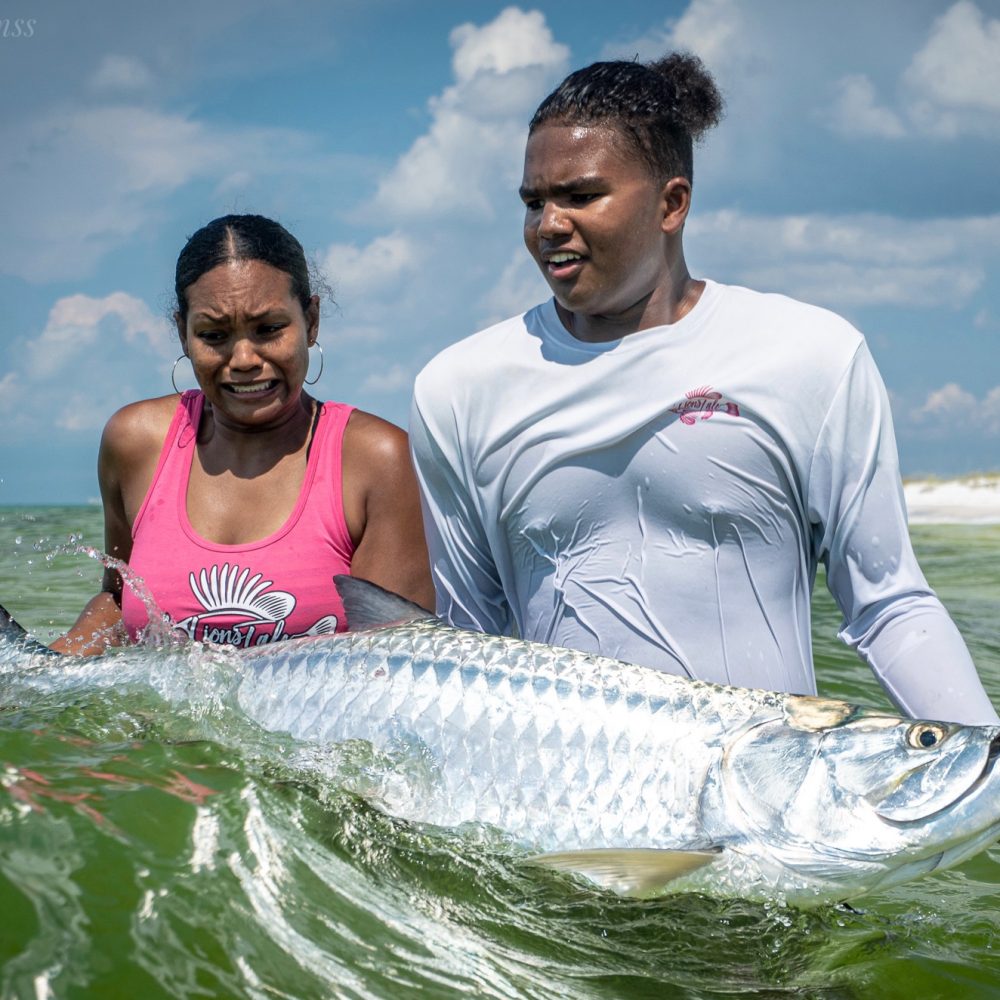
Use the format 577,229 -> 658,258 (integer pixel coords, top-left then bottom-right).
122,390 -> 356,648
411,280 -> 999,725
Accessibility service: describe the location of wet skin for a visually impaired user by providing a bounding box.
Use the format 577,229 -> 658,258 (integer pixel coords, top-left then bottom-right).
179,259 -> 318,438
520,123 -> 701,343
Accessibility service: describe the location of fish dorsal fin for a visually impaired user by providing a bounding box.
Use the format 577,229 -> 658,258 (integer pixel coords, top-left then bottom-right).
529,847 -> 722,896
333,575 -> 436,632
0,601 -> 62,658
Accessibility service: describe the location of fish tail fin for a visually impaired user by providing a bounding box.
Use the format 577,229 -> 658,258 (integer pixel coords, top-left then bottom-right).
333,575 -> 436,632
529,847 -> 722,896
0,602 -> 62,657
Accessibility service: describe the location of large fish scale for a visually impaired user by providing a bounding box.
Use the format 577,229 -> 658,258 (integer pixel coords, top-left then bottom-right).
237,617 -> 761,854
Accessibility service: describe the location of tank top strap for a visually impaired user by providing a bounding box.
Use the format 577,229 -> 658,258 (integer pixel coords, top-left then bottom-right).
307,401 -> 356,545
315,400 -> 355,455
131,391 -> 203,540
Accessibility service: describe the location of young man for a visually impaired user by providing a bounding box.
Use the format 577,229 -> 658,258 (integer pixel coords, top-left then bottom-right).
410,54 -> 997,725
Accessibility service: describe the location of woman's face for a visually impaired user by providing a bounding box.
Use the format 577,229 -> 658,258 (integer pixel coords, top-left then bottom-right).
177,259 -> 319,429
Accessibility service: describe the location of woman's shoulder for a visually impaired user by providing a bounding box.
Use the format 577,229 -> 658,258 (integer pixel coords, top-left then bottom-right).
342,407 -> 408,464
101,394 -> 184,462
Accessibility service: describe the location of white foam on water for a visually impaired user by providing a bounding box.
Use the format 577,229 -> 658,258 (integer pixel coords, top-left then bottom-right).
903,475 -> 1000,525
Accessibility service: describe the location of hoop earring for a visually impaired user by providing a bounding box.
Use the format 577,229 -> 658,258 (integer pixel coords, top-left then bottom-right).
171,354 -> 190,394
304,342 -> 324,386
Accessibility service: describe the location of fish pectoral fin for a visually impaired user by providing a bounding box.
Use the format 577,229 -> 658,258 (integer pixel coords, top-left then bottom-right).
528,847 -> 722,896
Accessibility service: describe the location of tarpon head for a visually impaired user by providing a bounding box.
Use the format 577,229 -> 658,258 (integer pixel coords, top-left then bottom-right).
719,696 -> 1000,902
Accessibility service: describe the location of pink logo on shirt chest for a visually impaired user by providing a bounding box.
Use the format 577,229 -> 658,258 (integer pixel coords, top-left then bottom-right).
669,386 -> 740,425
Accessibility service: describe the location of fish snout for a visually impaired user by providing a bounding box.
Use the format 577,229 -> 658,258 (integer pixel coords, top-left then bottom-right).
986,732 -> 1000,773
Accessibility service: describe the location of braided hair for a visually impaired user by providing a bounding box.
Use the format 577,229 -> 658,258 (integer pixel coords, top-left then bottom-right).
529,52 -> 724,183
174,215 -> 313,324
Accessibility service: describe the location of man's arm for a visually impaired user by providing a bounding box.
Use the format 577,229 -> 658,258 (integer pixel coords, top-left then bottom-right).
409,383 -> 512,636
810,342 -> 998,725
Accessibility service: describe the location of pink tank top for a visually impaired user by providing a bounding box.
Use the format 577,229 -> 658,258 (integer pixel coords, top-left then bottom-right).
122,391 -> 356,647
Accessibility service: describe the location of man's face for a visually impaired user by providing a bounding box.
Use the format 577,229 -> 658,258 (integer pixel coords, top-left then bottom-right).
520,123 -> 676,339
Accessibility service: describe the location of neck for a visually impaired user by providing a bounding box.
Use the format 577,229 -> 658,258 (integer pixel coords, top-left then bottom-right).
198,394 -> 317,475
559,260 -> 704,344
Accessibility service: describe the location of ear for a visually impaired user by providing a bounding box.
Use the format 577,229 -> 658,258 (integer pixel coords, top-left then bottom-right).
174,311 -> 188,356
305,294 -> 320,346
660,177 -> 692,237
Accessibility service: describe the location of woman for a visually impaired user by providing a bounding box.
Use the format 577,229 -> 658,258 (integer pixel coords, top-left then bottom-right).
56,214 -> 432,653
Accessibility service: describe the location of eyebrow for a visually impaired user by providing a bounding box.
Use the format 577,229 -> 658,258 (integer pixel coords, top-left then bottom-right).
191,307 -> 289,324
519,174 -> 607,201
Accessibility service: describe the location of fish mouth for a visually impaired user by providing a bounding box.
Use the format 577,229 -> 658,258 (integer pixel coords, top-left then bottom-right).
960,731 -> 1000,803
978,732 -> 1000,798
885,731 -> 1000,828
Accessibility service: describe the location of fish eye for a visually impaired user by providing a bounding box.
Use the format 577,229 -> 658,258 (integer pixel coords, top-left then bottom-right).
907,723 -> 948,750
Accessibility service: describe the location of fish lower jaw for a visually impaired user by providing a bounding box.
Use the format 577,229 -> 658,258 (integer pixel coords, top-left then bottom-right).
764,826 -> 1000,904
687,845 -> 899,907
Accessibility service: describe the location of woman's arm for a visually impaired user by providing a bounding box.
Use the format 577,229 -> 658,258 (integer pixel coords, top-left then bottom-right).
52,399 -> 171,655
342,410 -> 434,611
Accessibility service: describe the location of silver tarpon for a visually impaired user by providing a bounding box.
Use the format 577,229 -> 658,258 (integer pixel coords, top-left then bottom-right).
2,577 -> 1000,906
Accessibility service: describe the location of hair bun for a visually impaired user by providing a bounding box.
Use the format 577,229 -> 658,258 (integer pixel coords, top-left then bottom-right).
648,52 -> 724,140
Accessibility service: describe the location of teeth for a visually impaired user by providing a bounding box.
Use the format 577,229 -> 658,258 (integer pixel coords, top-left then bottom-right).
230,382 -> 272,394
549,252 -> 582,264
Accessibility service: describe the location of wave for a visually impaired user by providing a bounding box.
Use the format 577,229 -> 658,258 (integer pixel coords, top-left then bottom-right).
904,474 -> 1000,525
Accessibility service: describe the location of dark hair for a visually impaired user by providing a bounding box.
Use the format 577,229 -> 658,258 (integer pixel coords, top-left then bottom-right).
529,52 -> 724,183
174,214 -> 312,323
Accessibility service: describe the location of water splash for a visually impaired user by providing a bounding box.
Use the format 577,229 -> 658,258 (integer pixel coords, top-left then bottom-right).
68,544 -> 179,648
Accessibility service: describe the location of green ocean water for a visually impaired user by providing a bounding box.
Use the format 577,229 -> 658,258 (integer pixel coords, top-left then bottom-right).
2,505 -> 1000,999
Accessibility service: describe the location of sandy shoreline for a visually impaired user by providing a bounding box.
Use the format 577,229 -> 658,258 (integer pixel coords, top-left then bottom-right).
903,475 -> 1000,525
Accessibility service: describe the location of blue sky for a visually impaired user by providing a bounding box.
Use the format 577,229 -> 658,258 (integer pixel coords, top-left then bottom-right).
1,0 -> 999,503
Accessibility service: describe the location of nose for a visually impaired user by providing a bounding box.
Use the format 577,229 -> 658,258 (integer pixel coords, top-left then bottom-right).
537,201 -> 571,239
229,336 -> 262,370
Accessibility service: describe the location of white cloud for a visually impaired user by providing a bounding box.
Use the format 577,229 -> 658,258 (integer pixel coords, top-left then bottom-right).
688,209 -> 1000,308
322,233 -> 418,301
738,262 -> 981,310
90,55 -> 154,92
911,382 -> 1000,435
360,364 -> 414,395
974,308 -> 996,329
369,6 -> 568,221
478,249 -> 548,328
984,386 -> 1000,433
904,2 -> 1000,115
450,7 -> 566,82
823,1 -> 1000,138
304,6 -> 570,419
1,292 -> 173,434
596,0 -> 778,189
27,292 -> 174,378
0,105 -> 327,283
601,0 -> 744,69
828,74 -> 906,139
654,0 -> 743,69
912,383 -> 975,418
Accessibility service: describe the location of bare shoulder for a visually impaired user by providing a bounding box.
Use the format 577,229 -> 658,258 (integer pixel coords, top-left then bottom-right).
101,395 -> 179,464
343,408 -> 410,468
